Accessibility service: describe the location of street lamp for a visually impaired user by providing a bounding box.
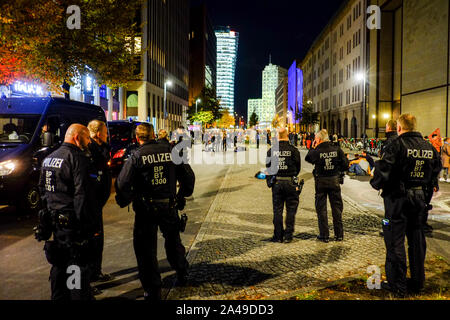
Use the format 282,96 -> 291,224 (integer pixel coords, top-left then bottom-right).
164,80 -> 172,129
196,98 -> 201,113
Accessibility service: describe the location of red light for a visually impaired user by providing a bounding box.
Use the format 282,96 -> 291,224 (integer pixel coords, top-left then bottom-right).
113,148 -> 126,159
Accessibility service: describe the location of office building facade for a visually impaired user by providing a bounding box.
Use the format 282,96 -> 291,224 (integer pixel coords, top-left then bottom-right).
367,0 -> 450,137
125,0 -> 189,131
215,26 -> 239,113
247,99 -> 263,125
276,76 -> 288,127
261,63 -> 288,126
300,0 -> 366,138
288,61 -> 303,130
189,2 -> 217,107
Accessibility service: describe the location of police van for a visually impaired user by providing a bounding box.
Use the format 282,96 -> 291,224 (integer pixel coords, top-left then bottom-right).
0,97 -> 106,213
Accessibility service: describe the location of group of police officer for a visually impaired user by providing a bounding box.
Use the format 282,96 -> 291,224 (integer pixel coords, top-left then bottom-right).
267,114 -> 441,297
35,121 -> 194,301
35,112 -> 440,300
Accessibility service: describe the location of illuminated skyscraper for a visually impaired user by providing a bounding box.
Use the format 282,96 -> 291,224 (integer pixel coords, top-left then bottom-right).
261,63 -> 287,126
215,26 -> 239,113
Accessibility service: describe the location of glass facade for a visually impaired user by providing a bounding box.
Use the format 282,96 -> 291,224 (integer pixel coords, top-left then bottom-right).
261,63 -> 287,124
288,61 -> 303,125
215,26 -> 239,113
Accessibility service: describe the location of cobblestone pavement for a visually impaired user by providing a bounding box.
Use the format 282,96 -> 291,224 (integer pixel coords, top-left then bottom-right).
167,161 -> 387,300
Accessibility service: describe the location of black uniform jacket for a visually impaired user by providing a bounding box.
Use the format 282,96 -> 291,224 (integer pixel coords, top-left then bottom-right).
370,131 -> 441,197
39,143 -> 95,237
88,139 -> 112,209
380,131 -> 398,157
305,141 -> 348,177
115,140 -> 195,208
266,140 -> 301,177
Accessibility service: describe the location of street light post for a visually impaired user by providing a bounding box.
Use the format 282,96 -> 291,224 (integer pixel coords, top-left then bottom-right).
164,80 -> 172,130
196,98 -> 201,114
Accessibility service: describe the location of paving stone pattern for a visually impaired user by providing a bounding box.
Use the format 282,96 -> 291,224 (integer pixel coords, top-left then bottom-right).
167,164 -> 386,300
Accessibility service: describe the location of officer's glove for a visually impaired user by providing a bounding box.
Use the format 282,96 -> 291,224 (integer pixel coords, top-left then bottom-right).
115,193 -> 130,208
176,197 -> 186,211
33,225 -> 52,242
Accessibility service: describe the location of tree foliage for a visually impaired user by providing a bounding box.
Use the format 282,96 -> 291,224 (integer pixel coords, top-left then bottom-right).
188,86 -> 223,124
190,111 -> 214,125
0,0 -> 143,93
297,102 -> 319,128
272,114 -> 281,128
249,112 -> 259,128
216,110 -> 235,129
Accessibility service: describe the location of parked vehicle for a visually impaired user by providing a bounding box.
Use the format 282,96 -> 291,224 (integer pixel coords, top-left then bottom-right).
0,97 -> 106,213
107,120 -> 141,172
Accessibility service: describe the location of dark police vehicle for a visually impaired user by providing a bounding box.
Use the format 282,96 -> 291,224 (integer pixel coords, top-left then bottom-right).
0,97 -> 106,213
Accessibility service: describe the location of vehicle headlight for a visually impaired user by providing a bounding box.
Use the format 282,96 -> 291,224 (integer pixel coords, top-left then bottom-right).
0,160 -> 17,176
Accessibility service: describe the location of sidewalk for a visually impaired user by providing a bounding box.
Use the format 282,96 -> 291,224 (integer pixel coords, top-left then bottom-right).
167,162 -> 387,300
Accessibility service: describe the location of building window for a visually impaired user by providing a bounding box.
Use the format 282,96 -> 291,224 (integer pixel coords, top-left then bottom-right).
347,15 -> 352,30
339,69 -> 343,84
340,24 -> 344,37
340,47 -> 343,60
333,95 -> 337,108
333,52 -> 337,66
333,73 -> 337,87
339,92 -> 343,107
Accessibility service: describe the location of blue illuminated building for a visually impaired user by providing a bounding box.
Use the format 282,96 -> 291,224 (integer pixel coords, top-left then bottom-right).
288,61 -> 303,126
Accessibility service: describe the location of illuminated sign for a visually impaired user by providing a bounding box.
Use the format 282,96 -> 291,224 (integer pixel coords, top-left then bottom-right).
12,81 -> 45,96
83,75 -> 93,94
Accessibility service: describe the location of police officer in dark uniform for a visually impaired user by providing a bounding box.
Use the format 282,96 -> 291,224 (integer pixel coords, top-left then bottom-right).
87,120 -> 113,284
380,120 -> 398,157
370,114 -> 441,296
35,124 -> 95,300
115,123 -> 195,301
266,127 -> 301,243
305,129 -> 349,243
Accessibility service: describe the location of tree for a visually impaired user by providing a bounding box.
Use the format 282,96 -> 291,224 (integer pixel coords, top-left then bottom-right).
190,111 -> 214,126
217,110 -> 235,129
272,114 -> 281,129
188,86 -> 222,124
0,0 -> 143,95
249,112 -> 259,128
296,102 -> 319,132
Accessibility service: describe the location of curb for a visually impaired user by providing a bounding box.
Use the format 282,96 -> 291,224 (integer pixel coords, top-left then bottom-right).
166,165 -> 233,299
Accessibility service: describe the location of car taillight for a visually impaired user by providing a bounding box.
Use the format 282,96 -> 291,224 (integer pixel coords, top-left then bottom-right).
113,149 -> 126,159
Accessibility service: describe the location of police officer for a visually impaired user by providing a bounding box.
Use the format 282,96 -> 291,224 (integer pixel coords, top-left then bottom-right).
379,120 -> 398,237
370,114 -> 441,296
380,120 -> 398,157
115,123 -> 195,301
87,120 -> 114,284
266,127 -> 301,243
305,129 -> 349,243
36,124 -> 95,300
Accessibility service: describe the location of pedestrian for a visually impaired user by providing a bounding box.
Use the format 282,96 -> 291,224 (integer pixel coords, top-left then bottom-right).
87,120 -> 114,287
222,130 -> 228,152
115,123 -> 195,301
370,114 -> 441,296
380,120 -> 398,157
440,137 -> 450,182
305,129 -> 349,243
266,127 -> 301,243
428,128 -> 443,154
256,130 -> 260,149
158,129 -> 171,147
36,124 -> 96,300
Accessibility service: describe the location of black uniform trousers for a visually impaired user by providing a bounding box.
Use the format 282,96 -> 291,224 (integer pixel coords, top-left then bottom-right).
89,214 -> 104,277
133,202 -> 188,293
46,235 -> 94,301
382,190 -> 427,294
314,176 -> 344,239
272,180 -> 300,240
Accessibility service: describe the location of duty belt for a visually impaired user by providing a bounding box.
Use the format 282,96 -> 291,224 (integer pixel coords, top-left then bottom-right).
147,198 -> 171,204
276,177 -> 295,181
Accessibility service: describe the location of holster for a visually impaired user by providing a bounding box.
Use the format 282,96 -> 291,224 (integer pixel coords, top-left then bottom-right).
266,175 -> 276,188
44,240 -> 69,266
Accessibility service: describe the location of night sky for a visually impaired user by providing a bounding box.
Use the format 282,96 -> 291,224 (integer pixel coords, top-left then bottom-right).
194,0 -> 347,120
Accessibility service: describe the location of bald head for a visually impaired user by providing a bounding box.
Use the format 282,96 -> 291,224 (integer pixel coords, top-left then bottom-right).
65,124 -> 90,150
277,127 -> 289,141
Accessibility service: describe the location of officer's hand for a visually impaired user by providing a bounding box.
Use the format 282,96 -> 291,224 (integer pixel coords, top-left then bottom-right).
176,197 -> 186,211
434,186 -> 439,193
115,194 -> 130,208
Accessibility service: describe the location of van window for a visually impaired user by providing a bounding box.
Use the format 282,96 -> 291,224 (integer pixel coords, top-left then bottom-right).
41,116 -> 62,145
0,115 -> 40,144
